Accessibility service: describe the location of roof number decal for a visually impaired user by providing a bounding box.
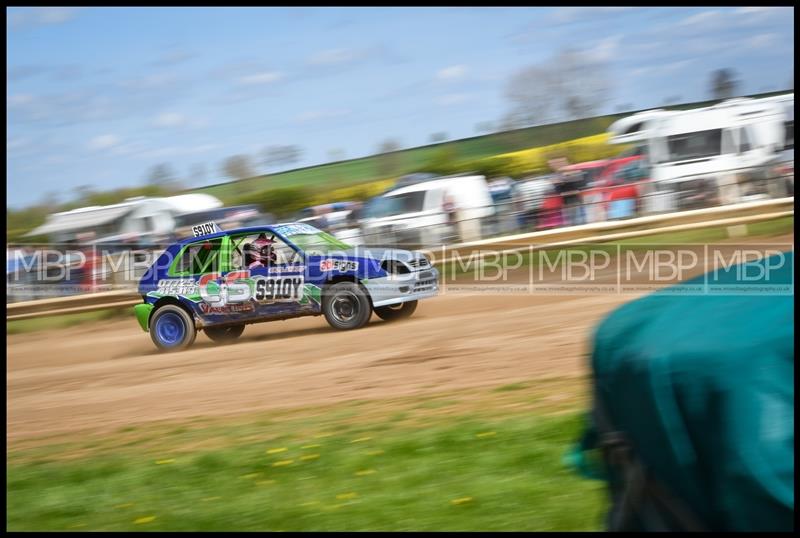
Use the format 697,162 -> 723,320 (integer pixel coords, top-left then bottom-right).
191,221 -> 222,237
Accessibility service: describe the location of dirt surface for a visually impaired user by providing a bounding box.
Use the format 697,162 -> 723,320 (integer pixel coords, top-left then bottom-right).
7,234 -> 793,445
7,291 -> 635,444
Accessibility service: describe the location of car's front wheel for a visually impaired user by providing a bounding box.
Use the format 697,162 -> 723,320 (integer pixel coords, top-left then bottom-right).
150,304 -> 197,352
374,300 -> 418,321
322,281 -> 372,330
205,324 -> 245,343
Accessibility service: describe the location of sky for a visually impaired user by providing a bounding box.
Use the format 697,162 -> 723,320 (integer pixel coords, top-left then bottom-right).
6,6 -> 795,209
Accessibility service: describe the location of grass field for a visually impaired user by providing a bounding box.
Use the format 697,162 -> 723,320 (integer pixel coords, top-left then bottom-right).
7,379 -> 606,531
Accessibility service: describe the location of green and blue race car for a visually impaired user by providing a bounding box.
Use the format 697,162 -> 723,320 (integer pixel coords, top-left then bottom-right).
135,222 -> 438,352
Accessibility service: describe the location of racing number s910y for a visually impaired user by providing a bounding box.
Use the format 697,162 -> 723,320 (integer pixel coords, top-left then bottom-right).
134,222 -> 439,352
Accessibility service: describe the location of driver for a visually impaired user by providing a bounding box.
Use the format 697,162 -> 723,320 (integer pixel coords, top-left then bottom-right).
245,233 -> 277,269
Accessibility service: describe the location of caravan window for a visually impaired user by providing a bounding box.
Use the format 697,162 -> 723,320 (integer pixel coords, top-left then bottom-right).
665,129 -> 722,162
785,121 -> 794,150
738,127 -> 752,153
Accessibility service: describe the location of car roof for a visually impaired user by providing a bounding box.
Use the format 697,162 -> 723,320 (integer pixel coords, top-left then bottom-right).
173,222 -> 307,246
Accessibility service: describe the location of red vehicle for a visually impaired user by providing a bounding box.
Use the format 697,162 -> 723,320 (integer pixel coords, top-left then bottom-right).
581,156 -> 650,221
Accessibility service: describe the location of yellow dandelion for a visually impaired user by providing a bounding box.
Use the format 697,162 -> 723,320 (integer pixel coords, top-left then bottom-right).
256,480 -> 276,486
114,503 -> 134,509
314,433 -> 334,439
336,492 -> 358,500
134,516 -> 156,524
351,436 -> 372,443
365,449 -> 384,456
355,469 -> 377,476
266,447 -> 287,454
240,473 -> 260,479
300,454 -> 319,461
301,444 -> 320,449
475,432 -> 496,438
300,501 -> 320,507
272,459 -> 294,467
201,497 -> 222,502
155,459 -> 175,465
451,497 -> 473,505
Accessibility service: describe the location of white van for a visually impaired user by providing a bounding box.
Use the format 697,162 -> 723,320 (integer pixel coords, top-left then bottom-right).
359,174 -> 495,248
607,94 -> 791,211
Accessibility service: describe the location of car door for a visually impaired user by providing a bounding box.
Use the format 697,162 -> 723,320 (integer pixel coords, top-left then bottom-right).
226,231 -> 308,318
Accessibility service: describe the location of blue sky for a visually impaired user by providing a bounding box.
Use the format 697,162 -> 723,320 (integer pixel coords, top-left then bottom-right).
6,6 -> 794,209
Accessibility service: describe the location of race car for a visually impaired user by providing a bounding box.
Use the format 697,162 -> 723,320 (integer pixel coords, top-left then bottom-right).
133,222 -> 439,351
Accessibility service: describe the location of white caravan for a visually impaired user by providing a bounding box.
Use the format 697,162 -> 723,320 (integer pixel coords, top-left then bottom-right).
358,174 -> 495,248
607,94 -> 792,211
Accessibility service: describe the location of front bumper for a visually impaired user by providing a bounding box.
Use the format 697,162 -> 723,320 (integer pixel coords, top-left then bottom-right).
362,267 -> 439,307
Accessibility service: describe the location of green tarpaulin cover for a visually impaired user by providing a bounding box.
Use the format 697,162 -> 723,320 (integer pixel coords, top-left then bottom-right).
575,251 -> 794,531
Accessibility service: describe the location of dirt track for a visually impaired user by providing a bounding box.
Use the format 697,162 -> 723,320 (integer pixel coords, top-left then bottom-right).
7,234 -> 793,445
7,291 -> 637,444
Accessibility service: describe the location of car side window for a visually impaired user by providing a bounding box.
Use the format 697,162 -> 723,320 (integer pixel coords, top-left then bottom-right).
230,233 -> 300,270
173,238 -> 223,275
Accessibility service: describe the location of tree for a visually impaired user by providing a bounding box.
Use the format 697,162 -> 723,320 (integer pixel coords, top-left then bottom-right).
662,95 -> 682,106
146,163 -> 176,187
474,121 -> 494,134
505,48 -> 611,128
429,132 -> 448,143
221,154 -> 256,181
327,148 -> 346,162
709,69 -> 740,100
261,145 -> 303,172
188,163 -> 207,186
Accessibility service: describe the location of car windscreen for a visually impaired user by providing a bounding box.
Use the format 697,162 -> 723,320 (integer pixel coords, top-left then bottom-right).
287,232 -> 353,255
365,191 -> 427,218
663,129 -> 722,162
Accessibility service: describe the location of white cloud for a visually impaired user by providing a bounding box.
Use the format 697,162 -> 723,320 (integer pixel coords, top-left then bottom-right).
7,93 -> 35,106
88,134 -> 120,151
437,93 -> 472,106
151,112 -> 207,129
591,35 -> 622,62
307,48 -> 358,66
680,10 -> 720,27
153,112 -> 186,128
7,137 -> 31,152
294,109 -> 352,124
237,71 -> 284,85
436,65 -> 467,81
9,7 -> 79,29
747,33 -> 778,48
632,59 -> 695,78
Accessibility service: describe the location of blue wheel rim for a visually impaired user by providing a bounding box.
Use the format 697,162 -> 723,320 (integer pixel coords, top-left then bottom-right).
155,312 -> 186,347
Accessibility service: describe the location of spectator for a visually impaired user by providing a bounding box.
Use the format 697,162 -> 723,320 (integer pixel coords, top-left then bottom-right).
557,170 -> 587,226
442,191 -> 459,243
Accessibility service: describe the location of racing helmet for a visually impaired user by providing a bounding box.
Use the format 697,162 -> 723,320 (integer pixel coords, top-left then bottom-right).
248,234 -> 276,265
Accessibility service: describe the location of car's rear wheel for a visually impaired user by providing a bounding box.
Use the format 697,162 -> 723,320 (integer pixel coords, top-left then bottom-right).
322,281 -> 372,330
205,324 -> 245,343
150,304 -> 196,352
374,300 -> 418,321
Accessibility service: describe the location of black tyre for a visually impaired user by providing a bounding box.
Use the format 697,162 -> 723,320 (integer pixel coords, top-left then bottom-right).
205,324 -> 245,343
150,304 -> 197,352
374,300 -> 418,321
322,281 -> 372,330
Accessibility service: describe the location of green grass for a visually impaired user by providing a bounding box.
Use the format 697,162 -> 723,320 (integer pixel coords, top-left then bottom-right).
7,384 -> 604,531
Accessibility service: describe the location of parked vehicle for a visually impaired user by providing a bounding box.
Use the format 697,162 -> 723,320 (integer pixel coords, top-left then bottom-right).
359,174 -> 495,248
607,94 -> 792,212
